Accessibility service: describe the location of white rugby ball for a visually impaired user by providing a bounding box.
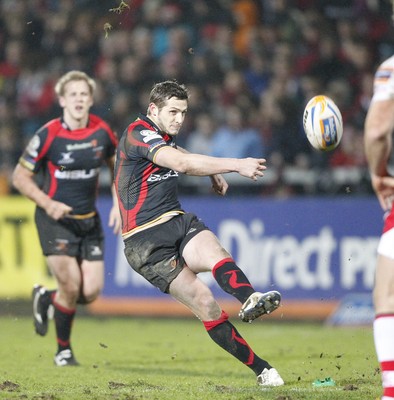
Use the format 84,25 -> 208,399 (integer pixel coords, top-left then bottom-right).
303,95 -> 343,151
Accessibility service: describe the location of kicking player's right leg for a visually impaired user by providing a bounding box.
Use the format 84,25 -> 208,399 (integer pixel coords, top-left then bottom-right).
182,229 -> 281,323
169,268 -> 284,387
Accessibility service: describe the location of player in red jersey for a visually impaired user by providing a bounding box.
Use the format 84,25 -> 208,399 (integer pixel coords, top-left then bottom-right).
12,70 -> 121,366
115,80 -> 284,387
365,53 -> 394,400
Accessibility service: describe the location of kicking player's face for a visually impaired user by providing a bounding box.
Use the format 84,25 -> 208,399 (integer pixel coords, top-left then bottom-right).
155,98 -> 188,136
59,80 -> 93,123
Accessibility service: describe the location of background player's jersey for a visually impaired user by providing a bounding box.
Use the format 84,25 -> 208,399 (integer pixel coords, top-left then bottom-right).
370,55 -> 394,103
115,114 -> 183,236
19,114 -> 118,214
370,55 -> 394,175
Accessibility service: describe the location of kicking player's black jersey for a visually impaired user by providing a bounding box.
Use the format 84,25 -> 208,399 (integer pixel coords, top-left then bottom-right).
115,114 -> 184,236
19,114 -> 118,215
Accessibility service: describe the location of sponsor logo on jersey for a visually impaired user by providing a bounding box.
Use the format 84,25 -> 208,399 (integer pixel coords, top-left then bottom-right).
93,145 -> 104,159
58,152 -> 74,164
147,170 -> 178,182
54,167 -> 100,180
375,68 -> 392,81
66,140 -> 98,151
140,129 -> 163,143
26,135 -> 40,158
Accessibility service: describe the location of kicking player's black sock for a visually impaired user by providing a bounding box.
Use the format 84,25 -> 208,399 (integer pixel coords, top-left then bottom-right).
203,310 -> 271,375
53,300 -> 76,352
212,258 -> 255,303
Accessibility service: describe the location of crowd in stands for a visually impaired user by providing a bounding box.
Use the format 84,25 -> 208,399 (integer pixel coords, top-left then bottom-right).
0,0 -> 393,196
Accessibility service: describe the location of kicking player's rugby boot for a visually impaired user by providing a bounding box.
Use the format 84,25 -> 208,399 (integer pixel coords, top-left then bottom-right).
257,368 -> 284,387
239,291 -> 281,323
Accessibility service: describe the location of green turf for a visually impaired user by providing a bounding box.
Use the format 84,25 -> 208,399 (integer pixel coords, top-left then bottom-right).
0,315 -> 382,399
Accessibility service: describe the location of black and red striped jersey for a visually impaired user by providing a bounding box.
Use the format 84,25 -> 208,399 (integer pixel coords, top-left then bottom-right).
115,114 -> 184,235
19,114 -> 118,214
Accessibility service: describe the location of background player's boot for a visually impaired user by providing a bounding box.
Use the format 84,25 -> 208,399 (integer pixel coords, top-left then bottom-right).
54,349 -> 80,366
239,291 -> 281,323
32,284 -> 51,336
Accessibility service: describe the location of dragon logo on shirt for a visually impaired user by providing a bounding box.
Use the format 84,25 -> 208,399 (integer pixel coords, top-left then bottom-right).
55,239 -> 69,253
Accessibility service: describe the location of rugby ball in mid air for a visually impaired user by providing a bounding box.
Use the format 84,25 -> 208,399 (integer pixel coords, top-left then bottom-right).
303,95 -> 343,151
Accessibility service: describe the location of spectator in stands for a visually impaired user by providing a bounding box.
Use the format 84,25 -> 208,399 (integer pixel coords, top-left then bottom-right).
211,105 -> 264,159
0,0 -> 392,196
243,51 -> 271,99
185,111 -> 217,156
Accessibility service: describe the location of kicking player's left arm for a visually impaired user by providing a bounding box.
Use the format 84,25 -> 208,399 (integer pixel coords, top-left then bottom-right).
166,145 -> 228,195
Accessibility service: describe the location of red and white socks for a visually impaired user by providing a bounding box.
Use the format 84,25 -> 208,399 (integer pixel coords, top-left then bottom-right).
374,314 -> 394,399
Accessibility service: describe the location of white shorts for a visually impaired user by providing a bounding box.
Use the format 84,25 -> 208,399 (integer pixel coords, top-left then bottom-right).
378,205 -> 394,259
378,227 -> 394,260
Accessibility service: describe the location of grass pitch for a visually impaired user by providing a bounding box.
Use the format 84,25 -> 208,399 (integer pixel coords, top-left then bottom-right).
0,314 -> 381,399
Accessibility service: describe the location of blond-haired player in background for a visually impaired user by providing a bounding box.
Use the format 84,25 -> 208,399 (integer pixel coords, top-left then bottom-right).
12,70 -> 121,366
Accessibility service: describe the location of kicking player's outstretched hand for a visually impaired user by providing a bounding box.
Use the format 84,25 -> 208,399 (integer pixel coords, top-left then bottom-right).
210,174 -> 228,196
238,158 -> 266,181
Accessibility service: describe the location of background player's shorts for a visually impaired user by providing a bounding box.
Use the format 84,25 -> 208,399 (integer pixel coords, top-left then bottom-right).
35,207 -> 104,260
377,228 -> 394,260
377,208 -> 394,260
123,213 -> 209,293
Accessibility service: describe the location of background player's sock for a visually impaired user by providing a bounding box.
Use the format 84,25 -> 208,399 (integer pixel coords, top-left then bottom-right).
374,314 -> 394,399
53,299 -> 76,352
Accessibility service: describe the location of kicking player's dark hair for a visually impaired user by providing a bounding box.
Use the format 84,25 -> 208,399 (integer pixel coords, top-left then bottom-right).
149,80 -> 189,110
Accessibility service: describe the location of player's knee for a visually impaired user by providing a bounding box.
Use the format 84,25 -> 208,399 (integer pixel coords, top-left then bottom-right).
60,282 -> 81,302
195,291 -> 221,319
373,286 -> 394,313
80,286 -> 101,304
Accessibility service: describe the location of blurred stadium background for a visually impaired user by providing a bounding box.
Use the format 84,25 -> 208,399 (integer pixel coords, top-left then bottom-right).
0,0 -> 392,323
